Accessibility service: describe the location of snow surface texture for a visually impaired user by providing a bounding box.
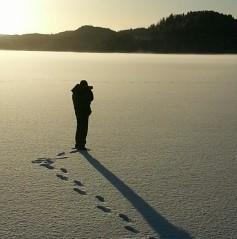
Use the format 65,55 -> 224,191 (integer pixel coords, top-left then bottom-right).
0,52 -> 237,239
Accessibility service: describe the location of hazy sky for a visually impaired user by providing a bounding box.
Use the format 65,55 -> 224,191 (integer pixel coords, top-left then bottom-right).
0,0 -> 236,34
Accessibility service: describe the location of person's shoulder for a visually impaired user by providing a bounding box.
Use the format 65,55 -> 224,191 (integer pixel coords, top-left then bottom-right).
71,84 -> 80,93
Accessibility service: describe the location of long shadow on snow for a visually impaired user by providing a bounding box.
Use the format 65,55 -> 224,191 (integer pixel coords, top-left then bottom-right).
80,151 -> 193,239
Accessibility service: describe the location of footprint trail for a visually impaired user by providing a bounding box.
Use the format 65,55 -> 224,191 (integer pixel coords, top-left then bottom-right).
33,149 -> 149,237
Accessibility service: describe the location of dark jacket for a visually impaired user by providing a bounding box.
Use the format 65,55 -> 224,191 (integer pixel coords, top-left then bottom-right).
72,84 -> 94,115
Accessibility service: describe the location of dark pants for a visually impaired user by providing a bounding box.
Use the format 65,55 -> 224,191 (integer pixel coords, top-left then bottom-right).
75,113 -> 89,148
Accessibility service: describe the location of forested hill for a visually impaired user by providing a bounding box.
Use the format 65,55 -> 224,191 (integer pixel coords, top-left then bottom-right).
0,11 -> 236,53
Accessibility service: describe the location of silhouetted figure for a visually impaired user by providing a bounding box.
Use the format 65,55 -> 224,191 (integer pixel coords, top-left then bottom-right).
72,80 -> 94,150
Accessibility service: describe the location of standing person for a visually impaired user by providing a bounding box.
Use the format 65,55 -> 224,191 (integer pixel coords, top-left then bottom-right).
72,80 -> 94,150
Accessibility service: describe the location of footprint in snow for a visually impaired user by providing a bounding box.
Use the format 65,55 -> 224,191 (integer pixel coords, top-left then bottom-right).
45,159 -> 54,164
57,152 -> 65,157
70,149 -> 79,154
40,163 -> 54,170
96,205 -> 111,213
124,225 -> 139,234
73,187 -> 87,195
33,158 -> 56,166
56,156 -> 69,159
118,213 -> 131,222
60,168 -> 68,173
56,174 -> 68,181
32,158 -> 49,164
32,159 -> 44,164
74,180 -> 83,186
95,195 -> 105,202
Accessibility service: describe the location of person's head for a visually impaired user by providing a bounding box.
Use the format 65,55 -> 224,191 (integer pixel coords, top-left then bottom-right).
79,80 -> 88,88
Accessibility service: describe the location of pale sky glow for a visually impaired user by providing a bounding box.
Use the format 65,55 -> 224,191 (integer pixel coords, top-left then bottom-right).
0,0 -> 236,35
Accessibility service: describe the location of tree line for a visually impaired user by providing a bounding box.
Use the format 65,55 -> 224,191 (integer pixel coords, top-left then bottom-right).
0,11 -> 236,53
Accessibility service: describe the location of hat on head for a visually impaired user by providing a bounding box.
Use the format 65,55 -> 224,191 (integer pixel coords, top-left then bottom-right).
80,80 -> 88,87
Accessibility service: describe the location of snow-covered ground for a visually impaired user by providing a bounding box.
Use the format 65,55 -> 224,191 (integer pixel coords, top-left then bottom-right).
0,51 -> 236,239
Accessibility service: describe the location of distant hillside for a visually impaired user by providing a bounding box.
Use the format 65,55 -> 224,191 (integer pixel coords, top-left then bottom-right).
0,11 -> 236,53
147,11 -> 237,53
